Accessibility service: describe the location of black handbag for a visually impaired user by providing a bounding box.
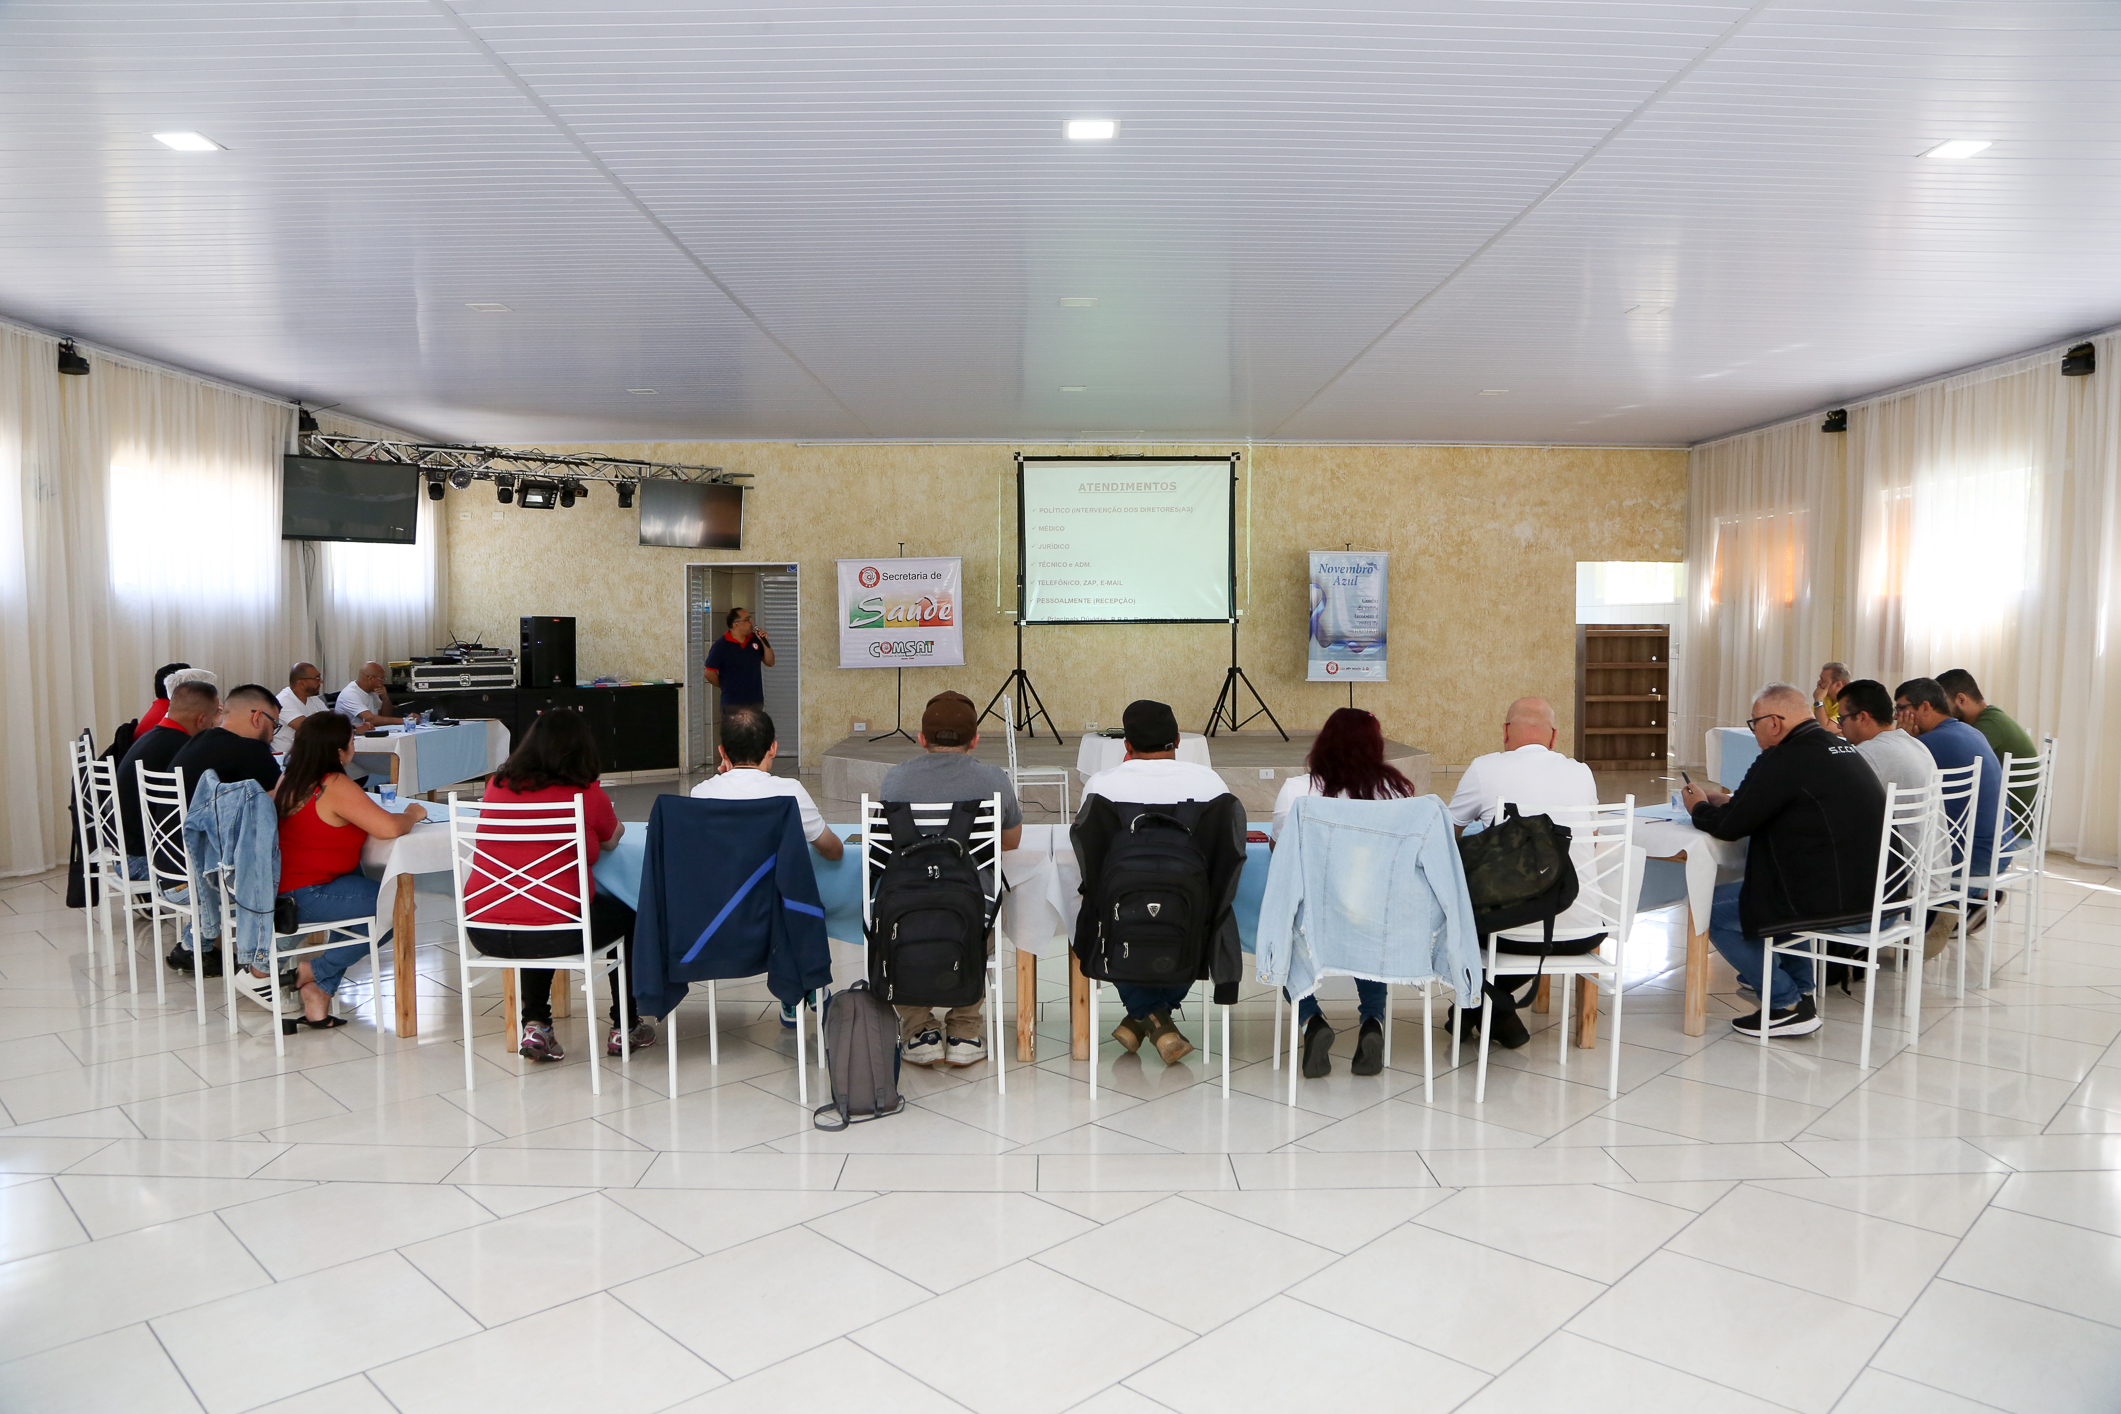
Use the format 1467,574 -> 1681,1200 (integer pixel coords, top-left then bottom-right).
1457,804 -> 1591,955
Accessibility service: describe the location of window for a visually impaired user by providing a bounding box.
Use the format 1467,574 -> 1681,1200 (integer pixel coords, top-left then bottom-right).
1904,465 -> 2037,632
108,457 -> 279,605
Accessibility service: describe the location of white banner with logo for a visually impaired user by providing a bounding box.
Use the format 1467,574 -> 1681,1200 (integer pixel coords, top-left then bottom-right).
835,557 -> 966,669
1307,551 -> 1389,682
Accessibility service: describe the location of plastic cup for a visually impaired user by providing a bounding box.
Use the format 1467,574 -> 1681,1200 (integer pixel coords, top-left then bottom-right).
379,784 -> 398,809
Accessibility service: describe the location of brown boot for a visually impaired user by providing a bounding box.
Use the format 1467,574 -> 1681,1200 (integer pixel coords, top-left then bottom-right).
1111,1015 -> 1151,1054
1146,1010 -> 1194,1064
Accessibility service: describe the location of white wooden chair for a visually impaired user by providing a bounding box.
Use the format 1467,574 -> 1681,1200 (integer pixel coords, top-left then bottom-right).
1001,695 -> 1071,822
1768,781 -> 1936,1069
860,792 -> 1007,1094
131,766 -> 200,1015
1926,761 -> 1982,998
1983,737 -> 2057,986
69,736 -> 116,977
451,793 -> 630,1093
1276,980 -> 1426,1106
90,757 -> 157,997
1472,797 -> 1639,1102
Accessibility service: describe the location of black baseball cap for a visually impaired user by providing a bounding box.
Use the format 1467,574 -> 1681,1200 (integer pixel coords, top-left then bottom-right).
1122,699 -> 1180,753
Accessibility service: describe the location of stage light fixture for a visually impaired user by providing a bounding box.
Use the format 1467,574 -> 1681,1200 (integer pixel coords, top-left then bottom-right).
517,479 -> 559,510
56,340 -> 90,376
296,405 -> 319,433
448,469 -> 474,490
616,481 -> 635,509
495,475 -> 515,505
2063,342 -> 2097,377
1822,408 -> 1848,433
558,480 -> 577,509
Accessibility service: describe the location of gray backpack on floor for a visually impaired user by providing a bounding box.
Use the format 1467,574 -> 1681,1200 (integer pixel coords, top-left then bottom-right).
813,981 -> 906,1131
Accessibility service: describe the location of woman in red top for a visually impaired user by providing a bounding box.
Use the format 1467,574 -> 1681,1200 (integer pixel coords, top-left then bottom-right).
259,713 -> 425,1028
468,709 -> 648,1063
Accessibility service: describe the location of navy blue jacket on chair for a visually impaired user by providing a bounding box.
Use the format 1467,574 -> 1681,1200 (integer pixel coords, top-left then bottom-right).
631,794 -> 831,1017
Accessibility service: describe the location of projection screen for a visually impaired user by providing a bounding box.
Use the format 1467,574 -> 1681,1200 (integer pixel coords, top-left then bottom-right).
1017,456 -> 1236,624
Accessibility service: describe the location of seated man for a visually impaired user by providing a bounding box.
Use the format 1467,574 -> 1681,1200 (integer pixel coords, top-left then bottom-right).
1445,695 -> 1601,1048
1837,678 -> 1938,797
1897,675 -> 2005,953
690,705 -> 843,1028
1681,682 -> 1886,1038
116,680 -> 220,876
335,660 -> 405,730
1812,661 -> 1852,734
172,683 -> 284,798
1077,699 -> 1238,1064
1937,668 -> 2040,818
878,691 -> 1023,1068
274,662 -> 333,754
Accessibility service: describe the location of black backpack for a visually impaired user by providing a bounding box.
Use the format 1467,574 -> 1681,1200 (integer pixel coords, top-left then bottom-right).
866,801 -> 992,1009
1081,803 -> 1214,984
1458,803 -> 1593,956
813,982 -> 905,1131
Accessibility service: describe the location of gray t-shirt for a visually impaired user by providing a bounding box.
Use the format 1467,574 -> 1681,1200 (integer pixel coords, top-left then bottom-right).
1856,728 -> 1939,797
879,751 -> 1023,830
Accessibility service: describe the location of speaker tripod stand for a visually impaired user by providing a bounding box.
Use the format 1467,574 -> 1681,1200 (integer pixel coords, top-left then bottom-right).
1204,618 -> 1286,739
980,620 -> 1063,745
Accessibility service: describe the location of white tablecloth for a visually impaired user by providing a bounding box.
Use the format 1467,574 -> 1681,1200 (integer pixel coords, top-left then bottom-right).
361,802 -> 455,903
351,720 -> 510,796
997,823 -> 1083,959
1633,809 -> 1747,933
1074,732 -> 1214,779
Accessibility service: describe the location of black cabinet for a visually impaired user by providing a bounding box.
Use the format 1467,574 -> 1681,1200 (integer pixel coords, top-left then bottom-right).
403,685 -> 681,775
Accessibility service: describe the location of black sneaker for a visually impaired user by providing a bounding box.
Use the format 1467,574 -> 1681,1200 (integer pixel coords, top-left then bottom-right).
1731,992 -> 1823,1038
165,945 -> 224,978
1300,1015 -> 1334,1078
1351,1017 -> 1385,1076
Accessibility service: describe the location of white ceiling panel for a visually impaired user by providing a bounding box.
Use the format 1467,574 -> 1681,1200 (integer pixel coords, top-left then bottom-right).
0,1 -> 2115,444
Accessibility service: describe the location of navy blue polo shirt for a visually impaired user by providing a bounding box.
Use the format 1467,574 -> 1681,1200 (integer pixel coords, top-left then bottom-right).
706,633 -> 767,705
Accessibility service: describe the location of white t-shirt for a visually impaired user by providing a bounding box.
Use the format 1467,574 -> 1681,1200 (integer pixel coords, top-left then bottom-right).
689,768 -> 829,843
334,682 -> 384,724
1447,743 -> 1597,829
273,687 -> 333,755
1082,757 -> 1230,807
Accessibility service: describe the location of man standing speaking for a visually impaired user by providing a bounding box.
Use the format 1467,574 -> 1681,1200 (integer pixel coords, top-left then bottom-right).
705,606 -> 774,711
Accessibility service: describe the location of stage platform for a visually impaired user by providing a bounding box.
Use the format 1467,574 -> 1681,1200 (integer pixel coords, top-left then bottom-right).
819,729 -> 1430,817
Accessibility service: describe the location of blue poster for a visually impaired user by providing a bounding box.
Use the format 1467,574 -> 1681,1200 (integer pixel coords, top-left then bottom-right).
1307,551 -> 1388,682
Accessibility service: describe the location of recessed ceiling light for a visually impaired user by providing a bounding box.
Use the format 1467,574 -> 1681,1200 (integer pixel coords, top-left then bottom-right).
1923,139 -> 1991,160
627,388 -> 658,395
1060,386 -> 1088,393
152,132 -> 223,151
1478,389 -> 1509,396
465,302 -> 512,313
1064,119 -> 1117,141
1059,297 -> 1099,308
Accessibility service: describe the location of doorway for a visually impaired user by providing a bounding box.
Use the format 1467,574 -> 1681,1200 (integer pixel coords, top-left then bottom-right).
686,562 -> 802,774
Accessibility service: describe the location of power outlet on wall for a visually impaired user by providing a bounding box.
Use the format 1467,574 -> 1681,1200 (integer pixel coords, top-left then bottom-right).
1084,721 -> 1100,732
851,719 -> 868,734
1258,768 -> 1275,779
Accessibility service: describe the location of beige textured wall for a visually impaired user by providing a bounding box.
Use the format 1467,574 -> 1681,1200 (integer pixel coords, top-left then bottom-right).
445,442 -> 1685,769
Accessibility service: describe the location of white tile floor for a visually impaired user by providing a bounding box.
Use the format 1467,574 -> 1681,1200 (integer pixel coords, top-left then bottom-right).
2,856 -> 2120,1414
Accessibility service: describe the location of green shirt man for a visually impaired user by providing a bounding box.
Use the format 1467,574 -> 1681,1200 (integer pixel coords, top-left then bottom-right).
1938,670 -> 2039,818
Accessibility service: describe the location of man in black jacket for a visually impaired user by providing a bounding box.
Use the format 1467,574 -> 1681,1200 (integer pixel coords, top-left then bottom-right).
1681,683 -> 1887,1038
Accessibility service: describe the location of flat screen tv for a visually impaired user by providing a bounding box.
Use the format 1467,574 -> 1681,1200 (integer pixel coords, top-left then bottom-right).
281,456 -> 420,544
639,480 -> 743,549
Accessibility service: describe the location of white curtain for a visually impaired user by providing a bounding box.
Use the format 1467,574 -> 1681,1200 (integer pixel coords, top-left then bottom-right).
1683,327 -> 2121,864
0,320 -> 449,875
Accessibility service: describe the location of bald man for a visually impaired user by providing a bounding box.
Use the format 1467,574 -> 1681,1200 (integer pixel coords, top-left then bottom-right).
275,661 -> 333,753
1681,682 -> 1886,1039
335,660 -> 404,730
1448,696 -> 1598,831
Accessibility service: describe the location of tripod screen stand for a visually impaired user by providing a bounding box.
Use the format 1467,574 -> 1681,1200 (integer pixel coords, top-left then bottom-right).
981,620 -> 1062,745
1204,618 -> 1287,739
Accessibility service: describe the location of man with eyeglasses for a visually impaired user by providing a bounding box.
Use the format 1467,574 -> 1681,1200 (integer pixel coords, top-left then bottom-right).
171,683 -> 284,800
1679,682 -> 1886,1038
274,661 -> 333,754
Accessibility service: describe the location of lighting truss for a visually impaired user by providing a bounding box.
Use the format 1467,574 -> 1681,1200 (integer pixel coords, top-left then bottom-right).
297,434 -> 746,488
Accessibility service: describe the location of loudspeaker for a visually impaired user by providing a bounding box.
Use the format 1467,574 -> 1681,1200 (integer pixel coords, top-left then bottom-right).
519,616 -> 576,688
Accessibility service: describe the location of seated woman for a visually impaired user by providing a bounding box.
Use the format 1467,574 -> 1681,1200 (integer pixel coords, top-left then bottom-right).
1269,706 -> 1416,1079
467,708 -> 651,1062
259,711 -> 425,1028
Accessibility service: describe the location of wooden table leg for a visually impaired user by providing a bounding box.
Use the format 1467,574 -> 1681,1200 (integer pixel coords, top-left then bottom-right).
1016,949 -> 1038,1062
1577,975 -> 1599,1049
1069,951 -> 1090,1061
501,969 -> 519,1043
1532,976 -> 1552,1013
1684,917 -> 1710,1037
392,874 -> 418,1037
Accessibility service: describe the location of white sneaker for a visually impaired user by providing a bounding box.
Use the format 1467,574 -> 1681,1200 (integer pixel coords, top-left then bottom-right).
231,968 -> 300,1016
944,1034 -> 987,1067
902,1029 -> 944,1065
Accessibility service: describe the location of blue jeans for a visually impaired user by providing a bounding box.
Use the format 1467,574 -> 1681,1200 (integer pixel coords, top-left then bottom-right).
284,872 -> 390,996
1116,984 -> 1192,1020
1708,880 -> 1813,1011
1289,979 -> 1387,1025
130,855 -> 211,952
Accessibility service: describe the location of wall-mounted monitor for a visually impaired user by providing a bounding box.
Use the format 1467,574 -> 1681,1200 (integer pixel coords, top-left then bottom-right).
281,455 -> 420,544
639,480 -> 743,549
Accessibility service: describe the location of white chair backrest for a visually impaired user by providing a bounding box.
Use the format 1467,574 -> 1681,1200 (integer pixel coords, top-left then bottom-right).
860,792 -> 1005,926
1491,796 -> 1638,943
448,795 -> 592,935
1988,742 -> 2050,875
1930,760 -> 1980,889
136,765 -> 195,891
85,757 -> 124,859
1873,780 -> 1938,923
70,738 -> 97,846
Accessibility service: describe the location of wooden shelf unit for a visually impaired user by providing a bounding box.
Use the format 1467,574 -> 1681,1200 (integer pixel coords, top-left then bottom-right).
1575,624 -> 1670,769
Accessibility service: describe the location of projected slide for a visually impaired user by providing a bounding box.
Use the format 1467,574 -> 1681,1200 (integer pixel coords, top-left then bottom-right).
1020,459 -> 1234,623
